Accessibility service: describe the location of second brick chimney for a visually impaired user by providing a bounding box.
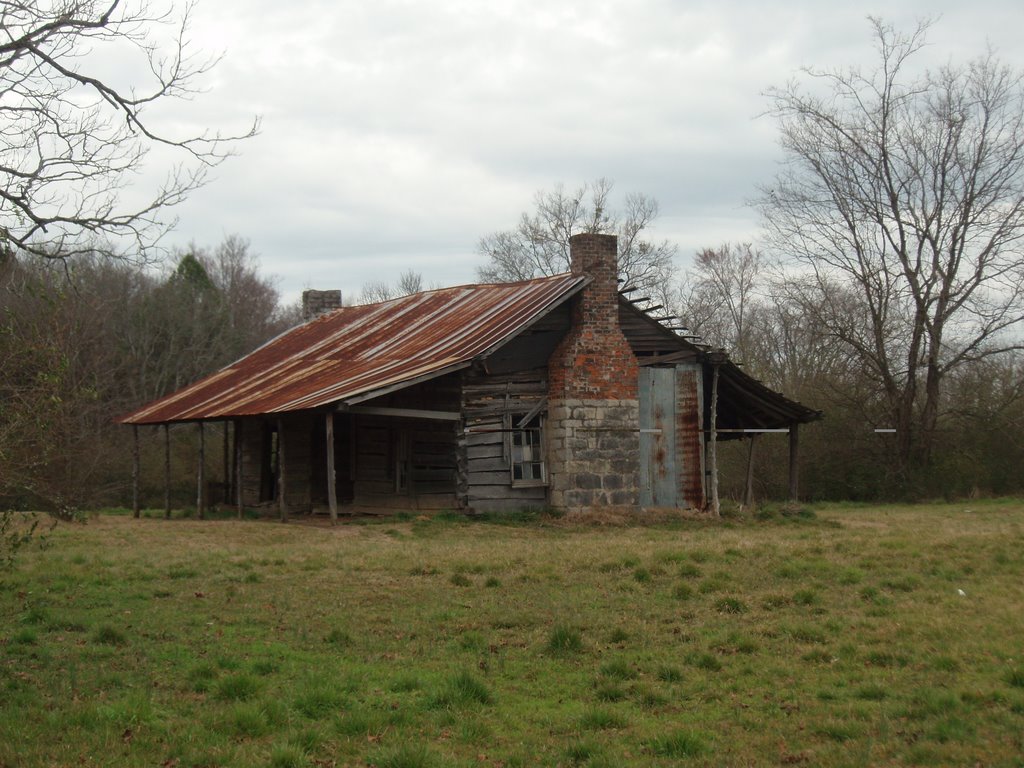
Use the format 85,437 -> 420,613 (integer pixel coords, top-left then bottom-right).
546,233 -> 640,510
302,289 -> 342,321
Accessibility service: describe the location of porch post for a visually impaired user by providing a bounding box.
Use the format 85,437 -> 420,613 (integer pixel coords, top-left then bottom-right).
163,424 -> 171,519
788,422 -> 799,502
131,425 -> 140,519
708,362 -> 720,517
235,419 -> 244,519
743,433 -> 757,508
222,421 -> 230,505
326,412 -> 338,525
197,422 -> 206,520
277,418 -> 288,522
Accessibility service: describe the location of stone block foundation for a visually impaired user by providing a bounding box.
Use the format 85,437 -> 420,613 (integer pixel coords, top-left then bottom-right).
546,398 -> 640,509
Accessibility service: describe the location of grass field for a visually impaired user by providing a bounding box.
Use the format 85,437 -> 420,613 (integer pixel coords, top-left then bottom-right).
2,501 -> 1024,767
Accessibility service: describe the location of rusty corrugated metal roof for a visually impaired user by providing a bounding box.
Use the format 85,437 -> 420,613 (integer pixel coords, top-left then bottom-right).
121,273 -> 587,424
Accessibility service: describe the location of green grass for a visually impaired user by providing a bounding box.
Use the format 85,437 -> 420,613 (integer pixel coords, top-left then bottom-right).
1,500 -> 1023,765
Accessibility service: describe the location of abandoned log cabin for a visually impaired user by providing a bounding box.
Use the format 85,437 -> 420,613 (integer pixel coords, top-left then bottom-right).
120,233 -> 820,518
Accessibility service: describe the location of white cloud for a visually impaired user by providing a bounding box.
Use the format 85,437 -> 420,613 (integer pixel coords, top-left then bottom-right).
145,0 -> 1024,303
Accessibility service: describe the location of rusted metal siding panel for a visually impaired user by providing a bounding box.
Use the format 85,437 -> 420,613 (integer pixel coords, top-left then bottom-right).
639,367 -> 677,507
676,362 -> 705,510
121,274 -> 586,425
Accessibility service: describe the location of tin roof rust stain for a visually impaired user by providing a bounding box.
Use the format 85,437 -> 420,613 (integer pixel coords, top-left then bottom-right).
121,273 -> 588,424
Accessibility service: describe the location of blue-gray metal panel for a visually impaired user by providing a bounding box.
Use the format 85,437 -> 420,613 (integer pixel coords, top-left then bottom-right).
639,367 -> 677,507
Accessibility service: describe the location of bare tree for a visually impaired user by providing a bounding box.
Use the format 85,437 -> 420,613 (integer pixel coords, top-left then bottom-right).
759,18 -> 1024,471
0,1 -> 258,260
396,268 -> 423,296
680,243 -> 765,360
358,268 -> 424,304
477,179 -> 678,301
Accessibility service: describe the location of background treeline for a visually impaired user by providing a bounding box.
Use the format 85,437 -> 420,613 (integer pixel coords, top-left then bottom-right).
0,237 -> 299,513
3,231 -> 1020,514
679,244 -> 1024,503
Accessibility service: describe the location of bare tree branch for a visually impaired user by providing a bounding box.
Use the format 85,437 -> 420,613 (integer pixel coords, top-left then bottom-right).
476,178 -> 679,301
0,1 -> 259,261
759,18 -> 1024,470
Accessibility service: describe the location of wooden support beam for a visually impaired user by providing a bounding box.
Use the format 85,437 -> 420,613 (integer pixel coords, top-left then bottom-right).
344,405 -> 461,421
197,422 -> 205,520
235,419 -> 244,519
163,424 -> 171,519
789,422 -> 800,502
277,418 -> 288,522
326,412 -> 338,525
743,434 -> 757,508
222,421 -> 230,505
131,425 -> 140,519
708,363 -> 720,518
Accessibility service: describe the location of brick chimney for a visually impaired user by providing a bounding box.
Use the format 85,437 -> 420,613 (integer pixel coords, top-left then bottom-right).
302,289 -> 342,321
546,233 -> 640,510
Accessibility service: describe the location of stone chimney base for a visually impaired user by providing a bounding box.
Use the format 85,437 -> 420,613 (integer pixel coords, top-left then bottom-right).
546,398 -> 640,509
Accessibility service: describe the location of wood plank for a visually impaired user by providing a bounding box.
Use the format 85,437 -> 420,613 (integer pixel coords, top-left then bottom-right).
222,421 -> 230,504
467,444 -> 504,461
468,485 -> 547,501
235,419 -> 243,518
197,422 -> 205,520
163,424 -> 171,519
466,430 -> 505,448
466,456 -> 508,473
348,405 -> 460,421
131,425 -> 140,519
326,412 -> 338,525
468,470 -> 513,486
743,434 -> 757,508
463,400 -> 546,418
277,418 -> 287,522
413,482 -> 456,495
789,423 -> 799,502
709,363 -> 720,518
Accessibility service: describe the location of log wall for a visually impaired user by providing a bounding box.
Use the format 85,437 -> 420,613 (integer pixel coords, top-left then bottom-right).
461,367 -> 549,513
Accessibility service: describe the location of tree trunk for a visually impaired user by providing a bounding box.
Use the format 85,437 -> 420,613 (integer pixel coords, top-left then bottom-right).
919,357 -> 943,467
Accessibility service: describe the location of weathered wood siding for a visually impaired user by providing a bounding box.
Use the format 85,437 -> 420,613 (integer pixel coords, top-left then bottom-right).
350,415 -> 457,509
237,414 -> 314,513
348,372 -> 460,510
279,414 -> 313,514
238,417 -> 267,506
461,368 -> 549,513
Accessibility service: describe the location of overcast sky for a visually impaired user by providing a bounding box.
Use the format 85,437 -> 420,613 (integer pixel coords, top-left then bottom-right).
151,0 -> 1024,304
